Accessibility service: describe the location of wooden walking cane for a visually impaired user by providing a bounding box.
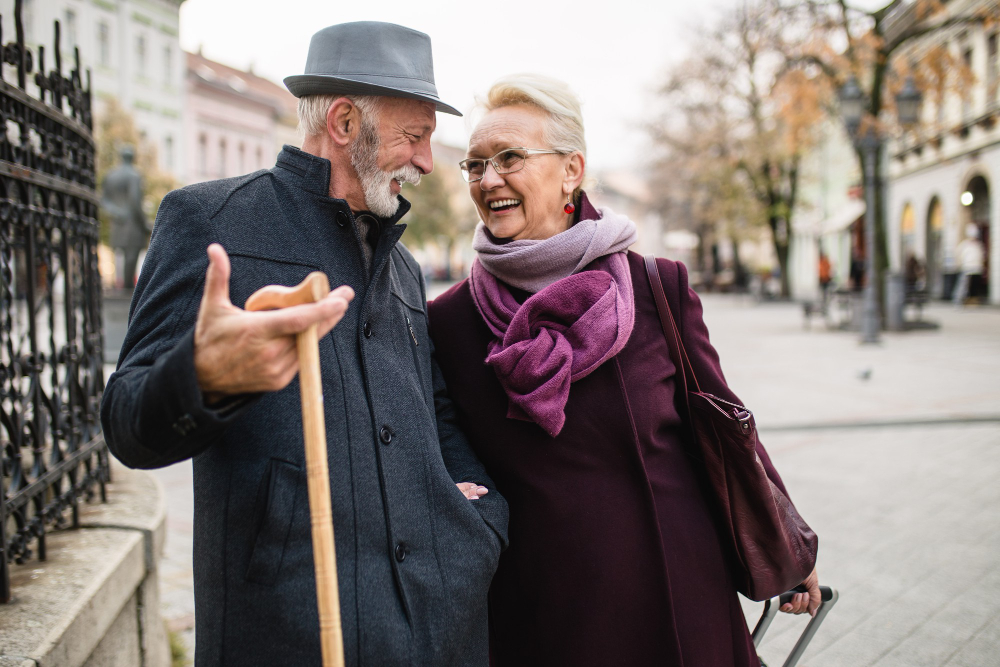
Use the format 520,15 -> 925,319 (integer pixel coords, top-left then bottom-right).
246,272 -> 344,667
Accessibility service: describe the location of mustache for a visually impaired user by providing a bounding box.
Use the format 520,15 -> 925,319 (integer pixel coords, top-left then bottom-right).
390,166 -> 421,187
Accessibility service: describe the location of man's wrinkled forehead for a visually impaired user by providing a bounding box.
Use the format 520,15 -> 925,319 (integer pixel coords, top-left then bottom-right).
381,97 -> 437,132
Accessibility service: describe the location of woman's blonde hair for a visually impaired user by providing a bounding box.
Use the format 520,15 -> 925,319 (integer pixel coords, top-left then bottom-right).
480,74 -> 587,196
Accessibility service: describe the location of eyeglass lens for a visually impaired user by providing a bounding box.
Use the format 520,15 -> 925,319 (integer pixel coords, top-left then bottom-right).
462,150 -> 527,181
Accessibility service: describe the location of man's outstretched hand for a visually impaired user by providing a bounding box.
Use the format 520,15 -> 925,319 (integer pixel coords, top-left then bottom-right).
193,244 -> 354,404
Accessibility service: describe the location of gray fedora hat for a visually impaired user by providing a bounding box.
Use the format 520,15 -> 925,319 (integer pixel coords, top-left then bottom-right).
284,21 -> 461,116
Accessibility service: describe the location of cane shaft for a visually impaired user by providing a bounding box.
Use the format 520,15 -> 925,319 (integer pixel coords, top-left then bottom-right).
245,272 -> 342,665
298,324 -> 343,667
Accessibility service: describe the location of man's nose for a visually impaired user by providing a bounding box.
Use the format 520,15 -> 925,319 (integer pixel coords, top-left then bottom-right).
479,161 -> 504,190
413,141 -> 433,175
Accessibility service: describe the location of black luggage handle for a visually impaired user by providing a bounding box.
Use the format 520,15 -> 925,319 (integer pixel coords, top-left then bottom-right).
752,586 -> 839,667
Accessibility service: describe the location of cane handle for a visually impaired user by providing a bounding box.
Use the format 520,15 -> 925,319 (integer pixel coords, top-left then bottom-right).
245,271 -> 330,311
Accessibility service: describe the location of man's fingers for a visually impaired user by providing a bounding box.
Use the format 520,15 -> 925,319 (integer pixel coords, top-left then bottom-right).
254,296 -> 345,337
202,244 -> 233,309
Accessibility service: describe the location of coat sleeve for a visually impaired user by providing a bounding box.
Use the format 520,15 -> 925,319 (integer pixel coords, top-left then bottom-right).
660,258 -> 790,498
414,270 -> 509,550
100,188 -> 256,470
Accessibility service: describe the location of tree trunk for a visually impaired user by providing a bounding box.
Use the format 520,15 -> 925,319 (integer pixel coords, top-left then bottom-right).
443,237 -> 454,281
731,234 -> 748,290
768,214 -> 792,299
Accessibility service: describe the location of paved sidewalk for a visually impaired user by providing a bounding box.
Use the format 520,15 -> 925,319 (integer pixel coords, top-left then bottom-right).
135,295 -> 1000,665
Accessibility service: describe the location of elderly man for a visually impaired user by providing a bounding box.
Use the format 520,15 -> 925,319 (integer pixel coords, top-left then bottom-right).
101,22 -> 506,666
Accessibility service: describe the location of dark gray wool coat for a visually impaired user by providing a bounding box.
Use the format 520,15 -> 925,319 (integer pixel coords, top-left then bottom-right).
101,146 -> 508,666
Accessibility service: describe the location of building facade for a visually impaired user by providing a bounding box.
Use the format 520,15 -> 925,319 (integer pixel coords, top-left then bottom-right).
184,50 -> 297,184
888,0 -> 1000,304
3,0 -> 187,178
788,121 -> 863,301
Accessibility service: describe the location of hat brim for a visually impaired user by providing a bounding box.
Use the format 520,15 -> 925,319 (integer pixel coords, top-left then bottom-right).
284,74 -> 462,116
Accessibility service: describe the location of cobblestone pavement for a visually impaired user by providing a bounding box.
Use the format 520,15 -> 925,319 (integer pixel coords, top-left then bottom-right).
124,293 -> 999,665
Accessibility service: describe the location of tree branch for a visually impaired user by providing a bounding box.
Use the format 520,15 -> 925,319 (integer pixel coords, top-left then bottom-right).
886,11 -> 994,55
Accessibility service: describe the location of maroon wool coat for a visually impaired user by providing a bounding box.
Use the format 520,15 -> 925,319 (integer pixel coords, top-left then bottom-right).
428,251 -> 789,666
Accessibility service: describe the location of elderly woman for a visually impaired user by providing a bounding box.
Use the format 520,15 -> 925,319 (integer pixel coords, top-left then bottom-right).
427,74 -> 819,665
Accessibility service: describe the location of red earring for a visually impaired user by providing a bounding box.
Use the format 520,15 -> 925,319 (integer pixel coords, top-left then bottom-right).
564,200 -> 576,214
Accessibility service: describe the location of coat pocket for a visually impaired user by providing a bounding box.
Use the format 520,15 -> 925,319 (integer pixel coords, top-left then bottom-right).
245,458 -> 301,585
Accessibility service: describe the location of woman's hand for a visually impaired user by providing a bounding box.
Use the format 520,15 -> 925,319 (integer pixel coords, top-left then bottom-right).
457,482 -> 489,500
780,568 -> 821,616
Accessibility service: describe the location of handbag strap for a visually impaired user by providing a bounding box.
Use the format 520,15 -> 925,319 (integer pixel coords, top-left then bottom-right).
643,255 -> 703,403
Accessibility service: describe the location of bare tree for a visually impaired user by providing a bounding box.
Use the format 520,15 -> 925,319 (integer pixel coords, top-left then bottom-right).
650,0 -> 830,297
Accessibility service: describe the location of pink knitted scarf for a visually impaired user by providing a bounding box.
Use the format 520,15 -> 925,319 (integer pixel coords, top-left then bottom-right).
469,207 -> 637,436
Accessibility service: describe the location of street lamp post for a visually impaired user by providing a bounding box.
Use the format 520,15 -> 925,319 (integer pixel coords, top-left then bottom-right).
837,76 -> 922,344
859,129 -> 881,343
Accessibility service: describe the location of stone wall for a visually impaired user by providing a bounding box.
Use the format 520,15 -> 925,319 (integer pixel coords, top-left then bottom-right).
0,462 -> 170,667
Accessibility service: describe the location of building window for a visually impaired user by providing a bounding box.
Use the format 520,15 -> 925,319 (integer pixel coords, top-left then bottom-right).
989,33 -> 998,104
164,135 -> 174,171
256,146 -> 263,169
136,35 -> 147,77
98,22 -> 110,67
64,9 -> 77,52
238,143 -> 246,173
962,45 -> 973,119
164,45 -> 172,85
198,134 -> 207,176
218,139 -> 227,177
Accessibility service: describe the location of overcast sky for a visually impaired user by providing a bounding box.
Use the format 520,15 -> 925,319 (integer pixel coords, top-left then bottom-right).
179,0 -> 745,172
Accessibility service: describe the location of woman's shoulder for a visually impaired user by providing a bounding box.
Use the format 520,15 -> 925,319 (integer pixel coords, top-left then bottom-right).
427,277 -> 472,314
625,250 -> 690,295
427,278 -> 482,338
427,278 -> 491,355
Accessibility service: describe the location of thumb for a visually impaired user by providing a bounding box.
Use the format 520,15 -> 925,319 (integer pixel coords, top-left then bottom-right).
202,243 -> 232,309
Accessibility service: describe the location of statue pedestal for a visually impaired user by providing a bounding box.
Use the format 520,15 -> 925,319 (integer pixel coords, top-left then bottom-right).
103,289 -> 133,364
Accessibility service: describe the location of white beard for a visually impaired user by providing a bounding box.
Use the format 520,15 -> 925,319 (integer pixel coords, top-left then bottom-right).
350,122 -> 422,218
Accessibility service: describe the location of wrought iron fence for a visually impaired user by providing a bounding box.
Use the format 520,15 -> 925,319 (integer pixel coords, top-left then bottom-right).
0,1 -> 107,603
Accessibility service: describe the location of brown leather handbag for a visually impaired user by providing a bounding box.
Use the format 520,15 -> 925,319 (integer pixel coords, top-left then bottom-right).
644,255 -> 818,601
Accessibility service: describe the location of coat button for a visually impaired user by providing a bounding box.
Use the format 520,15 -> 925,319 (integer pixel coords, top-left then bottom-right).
379,426 -> 393,444
172,414 -> 196,436
336,211 -> 349,228
394,543 -> 408,562
363,320 -> 372,338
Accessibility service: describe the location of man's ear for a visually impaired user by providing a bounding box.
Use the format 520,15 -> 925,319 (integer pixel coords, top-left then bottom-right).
326,97 -> 360,147
562,151 -> 586,196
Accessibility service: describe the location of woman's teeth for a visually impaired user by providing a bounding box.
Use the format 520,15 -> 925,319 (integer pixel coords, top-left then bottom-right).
489,199 -> 521,210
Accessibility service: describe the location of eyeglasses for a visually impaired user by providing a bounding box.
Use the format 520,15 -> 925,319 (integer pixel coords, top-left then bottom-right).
459,147 -> 565,183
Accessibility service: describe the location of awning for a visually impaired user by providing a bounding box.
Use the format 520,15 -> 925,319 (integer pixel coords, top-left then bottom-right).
821,199 -> 865,234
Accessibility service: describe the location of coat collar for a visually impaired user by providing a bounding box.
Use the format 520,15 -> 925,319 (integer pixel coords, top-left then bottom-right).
273,144 -> 412,227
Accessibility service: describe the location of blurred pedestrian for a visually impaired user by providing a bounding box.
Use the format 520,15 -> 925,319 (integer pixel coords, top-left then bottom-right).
818,251 -> 833,303
905,252 -> 924,292
101,22 -> 505,666
953,224 -> 985,305
428,74 -> 820,666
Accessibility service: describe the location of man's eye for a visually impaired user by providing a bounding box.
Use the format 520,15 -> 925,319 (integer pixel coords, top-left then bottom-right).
465,160 -> 485,175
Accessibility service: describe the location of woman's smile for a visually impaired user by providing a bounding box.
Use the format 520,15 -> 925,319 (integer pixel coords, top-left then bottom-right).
488,198 -> 522,214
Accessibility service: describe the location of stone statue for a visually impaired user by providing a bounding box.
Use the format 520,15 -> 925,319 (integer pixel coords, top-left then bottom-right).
102,145 -> 150,289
